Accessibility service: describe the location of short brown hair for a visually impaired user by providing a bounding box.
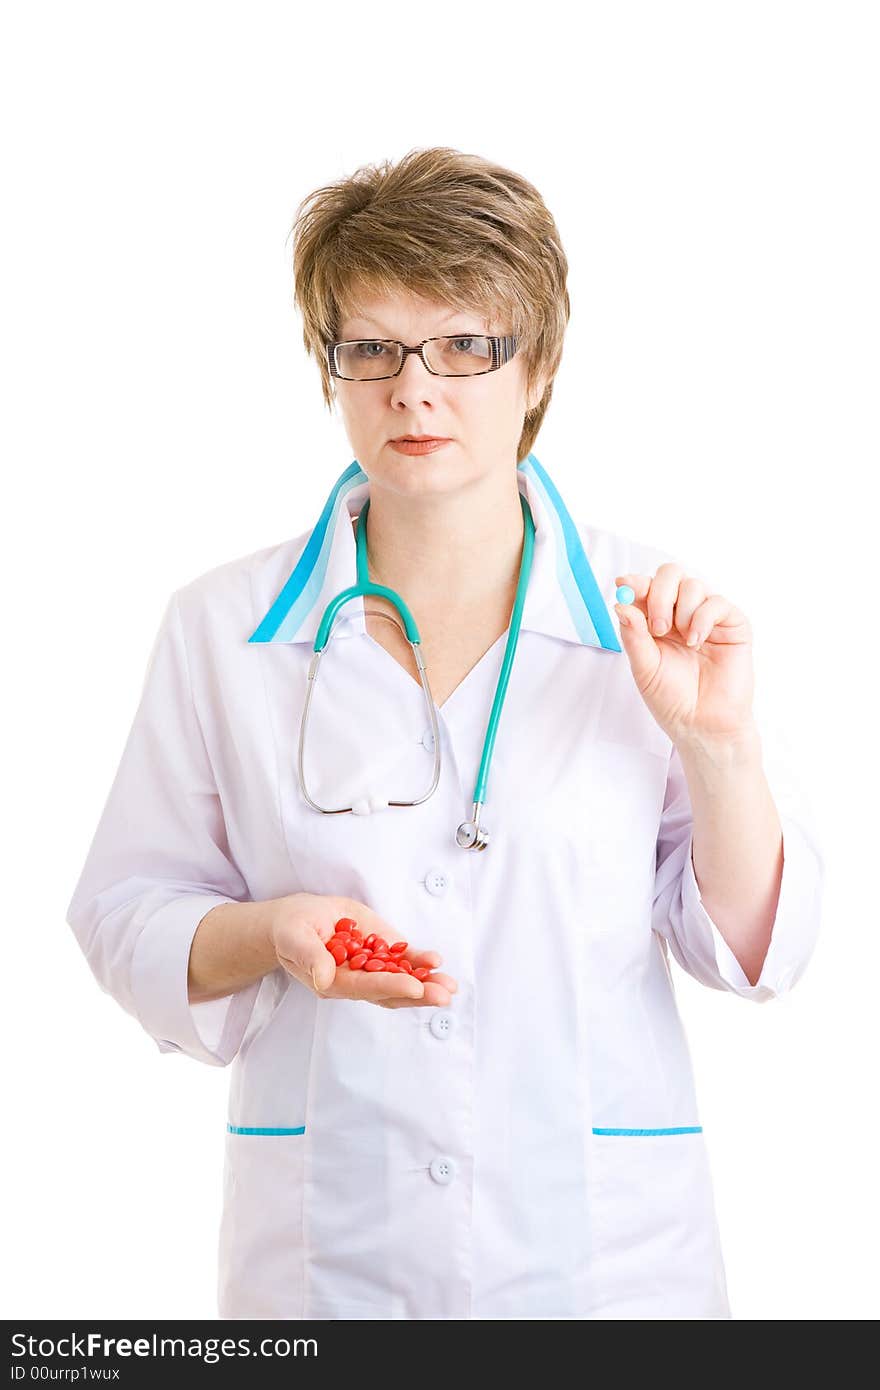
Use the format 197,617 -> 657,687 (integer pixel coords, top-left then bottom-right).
290,146 -> 570,463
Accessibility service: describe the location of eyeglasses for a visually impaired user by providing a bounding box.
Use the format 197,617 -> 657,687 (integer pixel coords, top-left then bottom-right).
326,334 -> 518,381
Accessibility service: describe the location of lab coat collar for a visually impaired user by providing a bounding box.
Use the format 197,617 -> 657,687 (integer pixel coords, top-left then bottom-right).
248,452 -> 623,654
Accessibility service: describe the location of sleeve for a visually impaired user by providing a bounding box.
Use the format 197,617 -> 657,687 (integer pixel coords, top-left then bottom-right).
65,589 -> 263,1065
651,713 -> 825,1003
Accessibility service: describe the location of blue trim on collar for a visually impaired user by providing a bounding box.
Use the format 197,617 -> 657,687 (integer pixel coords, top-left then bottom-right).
517,454 -> 621,651
248,453 -> 621,652
248,459 -> 364,643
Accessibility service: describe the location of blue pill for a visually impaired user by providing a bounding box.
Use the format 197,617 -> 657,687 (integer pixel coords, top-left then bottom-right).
615,585 -> 635,605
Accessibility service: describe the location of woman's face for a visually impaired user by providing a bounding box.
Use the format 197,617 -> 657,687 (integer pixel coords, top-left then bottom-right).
333,289 -> 543,497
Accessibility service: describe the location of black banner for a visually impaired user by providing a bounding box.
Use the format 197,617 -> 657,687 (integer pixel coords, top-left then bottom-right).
5,1320 -> 405,1383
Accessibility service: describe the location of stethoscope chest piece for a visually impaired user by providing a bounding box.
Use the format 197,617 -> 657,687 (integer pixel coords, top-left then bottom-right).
456,808 -> 490,851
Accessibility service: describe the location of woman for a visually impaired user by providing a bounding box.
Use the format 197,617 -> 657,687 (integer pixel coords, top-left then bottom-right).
66,147 -> 823,1319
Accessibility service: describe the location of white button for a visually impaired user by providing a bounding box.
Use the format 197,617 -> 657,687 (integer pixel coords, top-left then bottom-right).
429,1009 -> 455,1040
424,867 -> 450,896
421,728 -> 436,753
429,1155 -> 457,1185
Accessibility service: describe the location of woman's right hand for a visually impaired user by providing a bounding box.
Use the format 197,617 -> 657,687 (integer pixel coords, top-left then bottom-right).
267,893 -> 458,1010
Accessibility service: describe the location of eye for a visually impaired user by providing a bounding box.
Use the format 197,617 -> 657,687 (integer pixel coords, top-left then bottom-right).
449,337 -> 476,352
354,341 -> 391,358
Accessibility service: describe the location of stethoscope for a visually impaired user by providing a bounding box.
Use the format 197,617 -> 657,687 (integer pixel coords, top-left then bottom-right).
297,490 -> 536,851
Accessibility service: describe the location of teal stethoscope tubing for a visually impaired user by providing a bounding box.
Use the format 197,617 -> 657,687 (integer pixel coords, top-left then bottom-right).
299,490 -> 536,851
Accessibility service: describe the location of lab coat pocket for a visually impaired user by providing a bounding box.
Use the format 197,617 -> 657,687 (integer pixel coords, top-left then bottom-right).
587,1130 -> 730,1319
218,1129 -> 307,1319
582,738 -> 670,873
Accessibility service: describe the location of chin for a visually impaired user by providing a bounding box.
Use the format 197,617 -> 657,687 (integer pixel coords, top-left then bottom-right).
379,457 -> 470,494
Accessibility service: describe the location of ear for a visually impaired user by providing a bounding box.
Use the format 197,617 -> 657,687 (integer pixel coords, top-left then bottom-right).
526,373 -> 549,415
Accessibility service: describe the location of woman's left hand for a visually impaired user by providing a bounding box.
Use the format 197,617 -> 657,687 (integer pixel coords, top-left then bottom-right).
614,564 -> 757,750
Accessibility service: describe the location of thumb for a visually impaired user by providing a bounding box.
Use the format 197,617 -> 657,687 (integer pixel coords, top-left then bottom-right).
276,931 -> 337,994
615,602 -> 660,688
307,939 -> 338,994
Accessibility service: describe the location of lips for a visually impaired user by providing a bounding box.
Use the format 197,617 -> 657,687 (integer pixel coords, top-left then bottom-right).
391,436 -> 450,443
389,437 -> 452,455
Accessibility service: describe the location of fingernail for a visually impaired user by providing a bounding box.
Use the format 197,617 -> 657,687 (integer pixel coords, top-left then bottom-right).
653,619 -> 667,636
687,630 -> 700,647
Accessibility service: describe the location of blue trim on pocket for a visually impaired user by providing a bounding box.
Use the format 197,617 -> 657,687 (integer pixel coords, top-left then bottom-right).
227,1124 -> 306,1136
592,1126 -> 703,1136
229,1124 -> 701,1138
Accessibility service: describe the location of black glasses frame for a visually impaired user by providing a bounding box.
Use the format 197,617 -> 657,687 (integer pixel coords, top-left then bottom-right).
326,334 -> 518,381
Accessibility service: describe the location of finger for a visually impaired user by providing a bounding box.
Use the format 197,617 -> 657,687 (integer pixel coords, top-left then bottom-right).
379,978 -> 454,1009
616,565 -> 685,637
612,598 -> 663,686
615,572 -> 651,599
671,576 -> 706,642
375,969 -> 458,1009
686,596 -> 750,647
422,970 -> 457,992
617,569 -> 709,647
407,950 -> 443,969
614,573 -> 656,636
418,979 -> 455,1007
331,966 -> 425,1004
644,564 -> 685,636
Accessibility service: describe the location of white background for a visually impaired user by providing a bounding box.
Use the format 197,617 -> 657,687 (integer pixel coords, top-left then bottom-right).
2,0 -> 877,1320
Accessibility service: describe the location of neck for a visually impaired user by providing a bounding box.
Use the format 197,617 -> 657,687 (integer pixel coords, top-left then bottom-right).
354,470 -> 526,614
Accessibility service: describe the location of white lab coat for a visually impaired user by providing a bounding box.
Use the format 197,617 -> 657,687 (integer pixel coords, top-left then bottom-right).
66,452 -> 824,1320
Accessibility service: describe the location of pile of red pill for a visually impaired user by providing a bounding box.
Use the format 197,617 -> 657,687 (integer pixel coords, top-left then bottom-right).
325,917 -> 432,980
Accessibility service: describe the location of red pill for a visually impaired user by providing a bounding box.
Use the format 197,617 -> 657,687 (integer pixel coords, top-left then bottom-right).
326,939 -> 347,966
349,951 -> 369,970
397,958 -> 414,974
372,937 -> 388,953
349,929 -> 363,943
383,962 -> 401,972
413,967 -> 430,980
390,941 -> 408,954
345,939 -> 363,958
363,958 -> 386,972
364,934 -> 377,949
335,917 -> 358,932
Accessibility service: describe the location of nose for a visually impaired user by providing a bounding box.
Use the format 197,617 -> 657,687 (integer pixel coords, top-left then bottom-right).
389,347 -> 442,409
